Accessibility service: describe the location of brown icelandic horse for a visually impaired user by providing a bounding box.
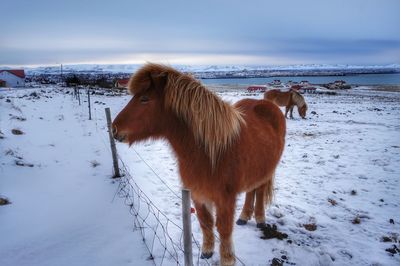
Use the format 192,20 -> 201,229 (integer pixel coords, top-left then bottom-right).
264,89 -> 308,119
112,63 -> 286,265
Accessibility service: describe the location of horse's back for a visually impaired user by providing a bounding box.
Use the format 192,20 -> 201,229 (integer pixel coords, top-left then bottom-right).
264,89 -> 291,106
235,98 -> 286,138
264,89 -> 279,101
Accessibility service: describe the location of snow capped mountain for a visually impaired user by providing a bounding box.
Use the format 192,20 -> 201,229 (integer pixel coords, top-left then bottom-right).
23,63 -> 400,75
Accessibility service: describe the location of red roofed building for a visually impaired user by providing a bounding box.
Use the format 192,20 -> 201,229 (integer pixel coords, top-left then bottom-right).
247,85 -> 267,92
0,70 -> 26,87
115,78 -> 130,89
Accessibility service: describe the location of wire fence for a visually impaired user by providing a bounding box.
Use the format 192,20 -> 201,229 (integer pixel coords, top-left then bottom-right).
116,157 -> 208,266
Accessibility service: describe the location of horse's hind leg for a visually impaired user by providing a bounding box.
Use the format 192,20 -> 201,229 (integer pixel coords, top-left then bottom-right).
254,184 -> 267,228
194,200 -> 215,259
216,197 -> 236,266
236,190 -> 255,225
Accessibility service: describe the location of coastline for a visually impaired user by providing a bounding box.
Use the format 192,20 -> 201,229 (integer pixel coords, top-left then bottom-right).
206,84 -> 400,93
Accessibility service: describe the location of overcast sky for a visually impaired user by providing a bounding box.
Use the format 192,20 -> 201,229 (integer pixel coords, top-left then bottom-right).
1,0 -> 399,66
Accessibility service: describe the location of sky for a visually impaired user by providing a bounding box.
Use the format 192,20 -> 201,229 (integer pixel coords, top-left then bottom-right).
1,0 -> 400,66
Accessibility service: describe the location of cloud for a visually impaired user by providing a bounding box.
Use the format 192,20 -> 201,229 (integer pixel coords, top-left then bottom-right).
1,0 -> 399,65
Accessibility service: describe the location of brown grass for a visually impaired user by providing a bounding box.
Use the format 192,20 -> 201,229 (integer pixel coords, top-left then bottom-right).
0,197 -> 11,206
303,223 -> 317,231
90,160 -> 100,168
352,216 -> 361,224
328,198 -> 338,206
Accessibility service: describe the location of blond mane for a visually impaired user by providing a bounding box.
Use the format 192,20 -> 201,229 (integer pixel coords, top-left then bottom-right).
291,90 -> 306,108
129,63 -> 245,168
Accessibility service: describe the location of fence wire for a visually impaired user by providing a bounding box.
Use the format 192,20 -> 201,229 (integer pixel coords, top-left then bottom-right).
116,157 -> 211,266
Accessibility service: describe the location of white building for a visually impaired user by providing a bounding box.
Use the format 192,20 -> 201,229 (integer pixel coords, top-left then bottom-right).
0,70 -> 26,87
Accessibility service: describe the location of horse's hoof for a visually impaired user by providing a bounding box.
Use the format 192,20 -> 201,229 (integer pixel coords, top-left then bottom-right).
236,219 -> 247,225
257,222 -> 266,229
201,251 -> 213,259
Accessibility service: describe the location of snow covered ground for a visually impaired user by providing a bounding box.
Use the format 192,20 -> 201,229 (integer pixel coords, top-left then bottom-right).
0,88 -> 152,266
1,85 -> 399,266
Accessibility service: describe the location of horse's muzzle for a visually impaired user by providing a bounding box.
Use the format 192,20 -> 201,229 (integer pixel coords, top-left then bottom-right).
112,126 -> 127,142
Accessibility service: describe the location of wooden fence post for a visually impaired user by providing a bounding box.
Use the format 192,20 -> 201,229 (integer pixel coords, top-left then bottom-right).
105,107 -> 121,178
77,86 -> 81,105
182,189 -> 193,266
87,88 -> 92,120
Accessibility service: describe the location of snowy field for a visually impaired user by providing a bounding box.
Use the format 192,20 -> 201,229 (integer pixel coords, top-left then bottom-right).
1,85 -> 399,266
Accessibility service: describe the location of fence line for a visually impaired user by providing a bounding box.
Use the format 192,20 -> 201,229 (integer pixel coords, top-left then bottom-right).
130,147 -> 182,200
116,157 -> 211,265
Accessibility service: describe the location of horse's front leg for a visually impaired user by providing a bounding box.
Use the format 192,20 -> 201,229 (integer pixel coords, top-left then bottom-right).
236,190 -> 255,225
216,197 -> 236,266
290,106 -> 294,119
193,200 -> 215,259
284,106 -> 289,118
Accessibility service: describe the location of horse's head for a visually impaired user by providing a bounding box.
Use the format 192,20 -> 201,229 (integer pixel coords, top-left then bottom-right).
299,103 -> 308,119
112,65 -> 169,144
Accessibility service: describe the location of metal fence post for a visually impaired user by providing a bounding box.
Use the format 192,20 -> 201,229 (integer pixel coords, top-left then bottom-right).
182,189 -> 193,266
105,107 -> 121,178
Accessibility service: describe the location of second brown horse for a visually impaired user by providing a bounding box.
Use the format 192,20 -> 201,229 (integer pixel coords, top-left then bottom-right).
264,89 -> 308,119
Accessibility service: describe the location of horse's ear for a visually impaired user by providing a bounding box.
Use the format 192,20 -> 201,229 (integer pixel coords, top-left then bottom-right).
127,76 -> 151,95
150,72 -> 168,91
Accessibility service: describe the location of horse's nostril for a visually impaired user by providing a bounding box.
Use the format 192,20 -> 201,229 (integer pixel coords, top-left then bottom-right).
115,134 -> 126,142
112,126 -> 117,136
119,135 -> 126,142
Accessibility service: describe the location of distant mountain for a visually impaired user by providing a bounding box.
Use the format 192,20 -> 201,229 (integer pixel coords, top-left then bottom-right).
23,63 -> 400,75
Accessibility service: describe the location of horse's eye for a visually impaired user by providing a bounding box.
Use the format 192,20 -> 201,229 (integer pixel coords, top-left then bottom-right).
140,95 -> 149,103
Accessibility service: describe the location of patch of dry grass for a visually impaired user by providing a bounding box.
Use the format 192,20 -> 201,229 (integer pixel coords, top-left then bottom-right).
11,129 -> 24,135
303,223 -> 317,231
0,197 -> 11,206
352,216 -> 361,224
328,198 -> 338,206
90,160 -> 100,168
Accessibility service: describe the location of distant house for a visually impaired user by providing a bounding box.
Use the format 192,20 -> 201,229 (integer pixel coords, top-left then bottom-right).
299,80 -> 309,86
300,86 -> 317,94
327,80 -> 350,90
271,79 -> 281,85
334,80 -> 346,85
115,78 -> 130,89
0,70 -> 25,87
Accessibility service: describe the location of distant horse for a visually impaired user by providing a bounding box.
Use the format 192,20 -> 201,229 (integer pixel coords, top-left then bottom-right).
112,63 -> 286,265
264,89 -> 308,119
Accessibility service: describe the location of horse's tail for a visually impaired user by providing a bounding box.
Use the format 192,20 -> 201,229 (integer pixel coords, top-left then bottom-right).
265,172 -> 275,206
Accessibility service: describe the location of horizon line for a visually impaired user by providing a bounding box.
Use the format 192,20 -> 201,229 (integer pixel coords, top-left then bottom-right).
1,62 -> 400,69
